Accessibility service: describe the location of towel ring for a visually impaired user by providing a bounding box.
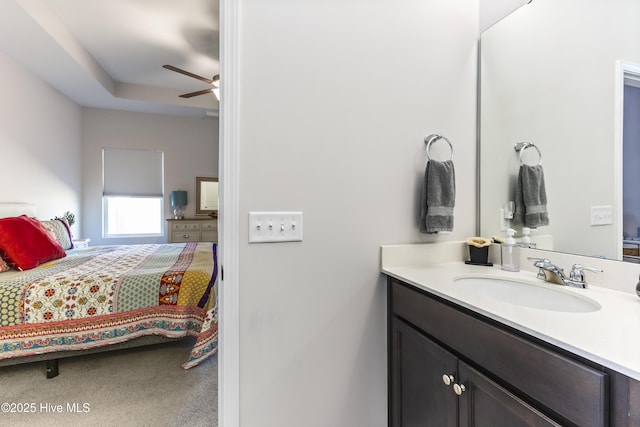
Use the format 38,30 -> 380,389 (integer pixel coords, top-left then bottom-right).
425,134 -> 454,161
514,142 -> 542,166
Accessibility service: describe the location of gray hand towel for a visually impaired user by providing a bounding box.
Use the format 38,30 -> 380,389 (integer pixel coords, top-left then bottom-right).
420,159 -> 455,233
513,164 -> 549,228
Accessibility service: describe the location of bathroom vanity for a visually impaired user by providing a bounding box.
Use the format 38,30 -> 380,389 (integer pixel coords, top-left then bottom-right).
382,243 -> 640,426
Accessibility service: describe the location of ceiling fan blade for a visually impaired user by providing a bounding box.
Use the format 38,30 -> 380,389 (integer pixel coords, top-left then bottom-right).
163,64 -> 213,84
179,88 -> 215,98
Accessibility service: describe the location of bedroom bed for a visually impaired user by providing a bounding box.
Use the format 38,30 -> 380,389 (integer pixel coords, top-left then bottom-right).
0,203 -> 218,377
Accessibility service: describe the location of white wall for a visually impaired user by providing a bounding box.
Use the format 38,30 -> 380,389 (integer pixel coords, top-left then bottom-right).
479,0 -> 531,32
0,50 -> 82,231
236,0 -> 478,425
81,108 -> 218,245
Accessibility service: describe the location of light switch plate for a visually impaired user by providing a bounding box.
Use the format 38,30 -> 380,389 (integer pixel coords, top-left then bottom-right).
590,205 -> 613,226
249,211 -> 303,243
499,208 -> 508,231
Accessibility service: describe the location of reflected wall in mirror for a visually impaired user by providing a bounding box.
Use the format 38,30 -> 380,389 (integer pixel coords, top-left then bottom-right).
196,177 -> 219,216
480,0 -> 640,261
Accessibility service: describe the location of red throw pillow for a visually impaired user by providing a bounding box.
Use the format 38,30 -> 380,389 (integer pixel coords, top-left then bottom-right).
0,215 -> 66,270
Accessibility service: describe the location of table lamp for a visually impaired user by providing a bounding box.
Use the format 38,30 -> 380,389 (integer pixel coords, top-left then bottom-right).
170,190 -> 187,219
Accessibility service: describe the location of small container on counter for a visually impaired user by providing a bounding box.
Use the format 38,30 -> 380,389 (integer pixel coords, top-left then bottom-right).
465,237 -> 493,266
501,228 -> 520,272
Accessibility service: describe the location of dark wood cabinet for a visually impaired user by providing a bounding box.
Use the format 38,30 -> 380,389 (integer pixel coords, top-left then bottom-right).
387,276 -> 640,427
391,317 -> 560,427
390,317 -> 457,427
458,361 -> 559,426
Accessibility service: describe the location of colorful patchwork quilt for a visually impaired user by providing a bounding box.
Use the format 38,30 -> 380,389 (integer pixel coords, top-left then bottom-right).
0,242 -> 218,369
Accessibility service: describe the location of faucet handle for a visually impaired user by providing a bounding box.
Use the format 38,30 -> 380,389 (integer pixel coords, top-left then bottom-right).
527,257 -> 551,280
569,264 -> 603,283
527,257 -> 550,267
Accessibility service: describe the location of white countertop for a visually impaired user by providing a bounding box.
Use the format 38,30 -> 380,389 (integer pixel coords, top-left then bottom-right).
381,243 -> 640,381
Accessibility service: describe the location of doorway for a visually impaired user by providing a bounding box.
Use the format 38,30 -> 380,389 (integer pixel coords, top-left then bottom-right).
618,61 -> 640,262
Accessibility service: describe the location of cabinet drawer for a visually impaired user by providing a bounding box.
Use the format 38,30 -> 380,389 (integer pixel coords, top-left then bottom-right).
201,231 -> 217,242
171,222 -> 200,231
201,222 -> 217,231
171,231 -> 200,243
391,279 -> 607,427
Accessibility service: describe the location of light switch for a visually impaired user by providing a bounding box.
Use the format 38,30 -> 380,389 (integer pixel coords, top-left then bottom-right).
249,212 -> 303,243
590,205 -> 613,226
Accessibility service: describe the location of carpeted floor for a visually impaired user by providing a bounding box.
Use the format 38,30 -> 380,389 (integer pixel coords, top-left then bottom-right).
0,338 -> 218,427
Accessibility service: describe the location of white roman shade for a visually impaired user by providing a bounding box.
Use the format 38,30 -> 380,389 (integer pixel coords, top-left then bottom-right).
103,148 -> 164,197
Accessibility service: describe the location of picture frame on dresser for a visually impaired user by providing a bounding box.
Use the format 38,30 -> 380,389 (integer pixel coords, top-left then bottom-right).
195,176 -> 219,217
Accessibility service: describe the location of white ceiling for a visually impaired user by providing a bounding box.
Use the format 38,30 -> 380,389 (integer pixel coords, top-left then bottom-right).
0,0 -> 219,118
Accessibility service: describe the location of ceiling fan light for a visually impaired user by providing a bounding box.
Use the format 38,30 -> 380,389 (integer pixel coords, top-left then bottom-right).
213,86 -> 220,100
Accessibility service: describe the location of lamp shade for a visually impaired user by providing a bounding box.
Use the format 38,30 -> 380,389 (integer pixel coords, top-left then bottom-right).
170,190 -> 187,207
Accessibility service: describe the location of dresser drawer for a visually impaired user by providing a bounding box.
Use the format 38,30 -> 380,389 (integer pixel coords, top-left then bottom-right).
167,219 -> 217,243
171,222 -> 201,232
201,222 -> 217,231
171,231 -> 200,243
201,231 -> 217,242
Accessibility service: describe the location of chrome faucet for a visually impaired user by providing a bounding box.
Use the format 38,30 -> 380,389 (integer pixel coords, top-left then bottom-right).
528,258 -> 602,289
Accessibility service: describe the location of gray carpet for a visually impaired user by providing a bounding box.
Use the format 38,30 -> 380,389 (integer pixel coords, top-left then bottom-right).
0,338 -> 218,427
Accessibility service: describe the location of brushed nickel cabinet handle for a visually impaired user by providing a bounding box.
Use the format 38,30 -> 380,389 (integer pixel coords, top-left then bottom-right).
453,383 -> 466,396
442,374 -> 454,386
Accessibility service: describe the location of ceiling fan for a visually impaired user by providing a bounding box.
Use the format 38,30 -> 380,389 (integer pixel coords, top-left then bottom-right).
162,65 -> 220,99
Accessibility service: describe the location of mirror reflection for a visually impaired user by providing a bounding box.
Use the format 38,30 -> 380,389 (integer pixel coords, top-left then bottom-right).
196,177 -> 219,216
479,0 -> 640,261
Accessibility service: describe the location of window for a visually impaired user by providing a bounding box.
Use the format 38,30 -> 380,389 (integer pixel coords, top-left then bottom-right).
102,148 -> 164,238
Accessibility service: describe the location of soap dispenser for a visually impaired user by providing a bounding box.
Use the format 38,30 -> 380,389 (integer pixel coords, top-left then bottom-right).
521,227 -> 536,249
501,228 -> 520,272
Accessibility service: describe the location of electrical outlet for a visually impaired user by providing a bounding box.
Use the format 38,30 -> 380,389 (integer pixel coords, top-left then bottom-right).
249,212 -> 303,243
590,205 -> 613,226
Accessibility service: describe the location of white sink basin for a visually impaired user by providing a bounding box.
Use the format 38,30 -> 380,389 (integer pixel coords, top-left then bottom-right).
453,276 -> 601,313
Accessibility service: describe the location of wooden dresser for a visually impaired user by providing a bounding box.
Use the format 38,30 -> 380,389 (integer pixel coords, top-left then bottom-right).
166,218 -> 217,243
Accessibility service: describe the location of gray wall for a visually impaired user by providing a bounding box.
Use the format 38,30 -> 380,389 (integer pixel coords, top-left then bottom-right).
236,0 -> 478,425
80,108 -> 218,245
0,50 -> 82,232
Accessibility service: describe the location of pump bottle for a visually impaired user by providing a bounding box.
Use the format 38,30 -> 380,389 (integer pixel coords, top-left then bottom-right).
521,227 -> 536,248
501,228 -> 520,272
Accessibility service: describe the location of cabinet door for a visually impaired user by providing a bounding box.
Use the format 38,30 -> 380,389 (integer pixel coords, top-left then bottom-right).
457,362 -> 561,427
390,318 -> 457,427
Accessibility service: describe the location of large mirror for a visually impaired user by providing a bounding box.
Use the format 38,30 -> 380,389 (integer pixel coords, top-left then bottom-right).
479,0 -> 640,261
195,177 -> 219,216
